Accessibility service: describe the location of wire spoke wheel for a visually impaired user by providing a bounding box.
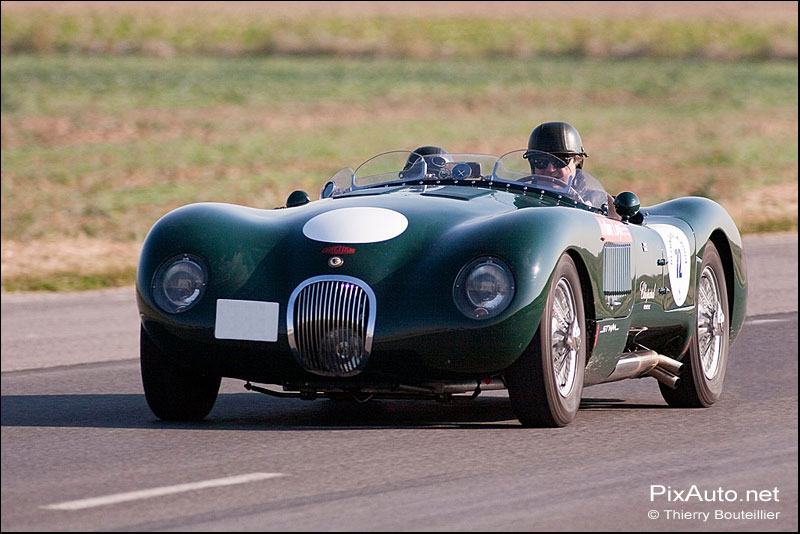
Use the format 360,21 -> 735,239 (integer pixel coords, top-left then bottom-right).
697,265 -> 725,380
659,242 -> 729,408
551,279 -> 579,397
506,254 -> 585,427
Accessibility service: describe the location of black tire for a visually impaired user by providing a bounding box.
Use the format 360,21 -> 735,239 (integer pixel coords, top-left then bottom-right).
140,326 -> 221,421
506,254 -> 586,427
660,241 -> 730,407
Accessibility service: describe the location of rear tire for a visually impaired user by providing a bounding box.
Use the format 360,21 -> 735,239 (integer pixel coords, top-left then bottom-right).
140,326 -> 221,421
659,241 -> 729,407
506,254 -> 586,427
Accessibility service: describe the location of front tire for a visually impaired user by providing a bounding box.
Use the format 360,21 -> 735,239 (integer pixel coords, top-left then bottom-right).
659,241 -> 730,407
506,254 -> 586,427
140,326 -> 221,421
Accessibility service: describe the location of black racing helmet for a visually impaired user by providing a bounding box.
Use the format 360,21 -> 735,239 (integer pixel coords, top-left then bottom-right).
527,122 -> 588,162
404,145 -> 449,171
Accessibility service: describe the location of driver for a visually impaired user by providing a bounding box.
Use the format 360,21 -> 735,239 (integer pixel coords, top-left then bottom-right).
524,122 -> 613,212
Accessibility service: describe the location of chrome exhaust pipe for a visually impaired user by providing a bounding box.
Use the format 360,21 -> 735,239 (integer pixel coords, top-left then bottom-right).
646,366 -> 680,389
606,349 -> 683,389
606,350 -> 660,382
398,379 -> 506,395
439,378 -> 506,394
654,354 -> 682,376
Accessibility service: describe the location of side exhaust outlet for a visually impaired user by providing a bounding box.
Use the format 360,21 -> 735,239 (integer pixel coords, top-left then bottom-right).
606,350 -> 683,389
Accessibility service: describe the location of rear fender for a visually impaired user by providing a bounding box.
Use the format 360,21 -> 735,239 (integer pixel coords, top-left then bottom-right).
646,197 -> 747,344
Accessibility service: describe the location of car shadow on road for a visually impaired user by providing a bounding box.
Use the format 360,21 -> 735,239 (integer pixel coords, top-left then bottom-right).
580,398 -> 670,410
1,391 -> 672,431
0,392 -> 521,430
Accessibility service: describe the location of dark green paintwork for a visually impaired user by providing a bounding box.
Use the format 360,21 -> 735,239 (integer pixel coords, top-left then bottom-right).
137,183 -> 747,386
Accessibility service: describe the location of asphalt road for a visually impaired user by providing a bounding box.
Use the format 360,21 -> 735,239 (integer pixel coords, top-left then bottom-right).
1,233 -> 797,531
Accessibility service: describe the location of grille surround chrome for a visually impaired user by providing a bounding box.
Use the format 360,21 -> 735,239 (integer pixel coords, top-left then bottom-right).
287,275 -> 377,377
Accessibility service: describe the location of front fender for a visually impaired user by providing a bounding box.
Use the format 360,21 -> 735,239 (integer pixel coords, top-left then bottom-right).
137,202 -> 291,330
429,205 -> 606,341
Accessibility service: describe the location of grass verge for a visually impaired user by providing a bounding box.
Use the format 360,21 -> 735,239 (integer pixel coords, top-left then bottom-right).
1,9 -> 796,60
1,55 -> 797,292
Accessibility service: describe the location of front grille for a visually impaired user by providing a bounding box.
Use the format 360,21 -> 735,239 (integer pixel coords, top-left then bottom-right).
603,243 -> 632,295
287,276 -> 376,377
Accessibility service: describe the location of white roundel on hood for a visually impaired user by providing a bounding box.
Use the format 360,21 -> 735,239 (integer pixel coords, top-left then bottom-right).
302,207 -> 408,243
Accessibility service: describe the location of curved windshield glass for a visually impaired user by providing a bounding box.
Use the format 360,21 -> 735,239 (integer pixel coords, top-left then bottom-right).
352,151 -> 499,189
352,151 -> 424,188
493,149 -> 608,208
327,149 -> 608,209
321,167 -> 353,198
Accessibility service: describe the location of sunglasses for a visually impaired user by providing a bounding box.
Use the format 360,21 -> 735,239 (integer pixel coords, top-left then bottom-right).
531,155 -> 573,169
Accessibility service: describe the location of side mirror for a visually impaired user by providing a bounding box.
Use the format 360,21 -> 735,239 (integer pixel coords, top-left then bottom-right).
286,190 -> 310,208
613,191 -> 640,222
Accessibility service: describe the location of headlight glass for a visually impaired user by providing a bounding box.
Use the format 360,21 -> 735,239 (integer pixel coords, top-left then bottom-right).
454,257 -> 515,320
152,254 -> 207,313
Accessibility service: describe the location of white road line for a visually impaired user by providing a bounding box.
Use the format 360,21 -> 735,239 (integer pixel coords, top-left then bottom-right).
41,472 -> 285,511
747,318 -> 791,325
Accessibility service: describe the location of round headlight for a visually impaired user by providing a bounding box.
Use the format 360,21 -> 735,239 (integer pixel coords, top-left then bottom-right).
152,254 -> 208,313
454,257 -> 515,320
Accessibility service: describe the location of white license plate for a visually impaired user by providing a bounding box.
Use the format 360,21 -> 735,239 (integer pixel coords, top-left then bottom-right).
214,299 -> 279,342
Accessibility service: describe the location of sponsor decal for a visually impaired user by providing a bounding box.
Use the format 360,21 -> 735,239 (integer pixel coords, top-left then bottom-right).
640,281 -> 656,301
649,224 -> 692,306
643,303 -> 651,310
600,323 -> 619,334
322,246 -> 355,255
595,216 -> 632,243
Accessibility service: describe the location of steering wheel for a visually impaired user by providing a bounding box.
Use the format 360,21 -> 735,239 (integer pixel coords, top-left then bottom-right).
527,175 -> 569,191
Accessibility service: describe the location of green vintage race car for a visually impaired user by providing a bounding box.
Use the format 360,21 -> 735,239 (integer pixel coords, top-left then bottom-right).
136,148 -> 747,427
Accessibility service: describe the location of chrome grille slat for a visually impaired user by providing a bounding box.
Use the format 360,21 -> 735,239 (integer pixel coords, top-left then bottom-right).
287,276 -> 376,377
305,283 -> 316,369
603,243 -> 632,295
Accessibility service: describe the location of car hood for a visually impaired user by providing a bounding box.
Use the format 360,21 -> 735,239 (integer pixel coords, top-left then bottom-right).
140,184 -> 578,308
288,184 -> 546,240
138,183 -> 590,342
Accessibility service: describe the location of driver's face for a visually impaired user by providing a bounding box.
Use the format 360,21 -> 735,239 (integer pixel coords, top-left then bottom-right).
535,157 -> 576,182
